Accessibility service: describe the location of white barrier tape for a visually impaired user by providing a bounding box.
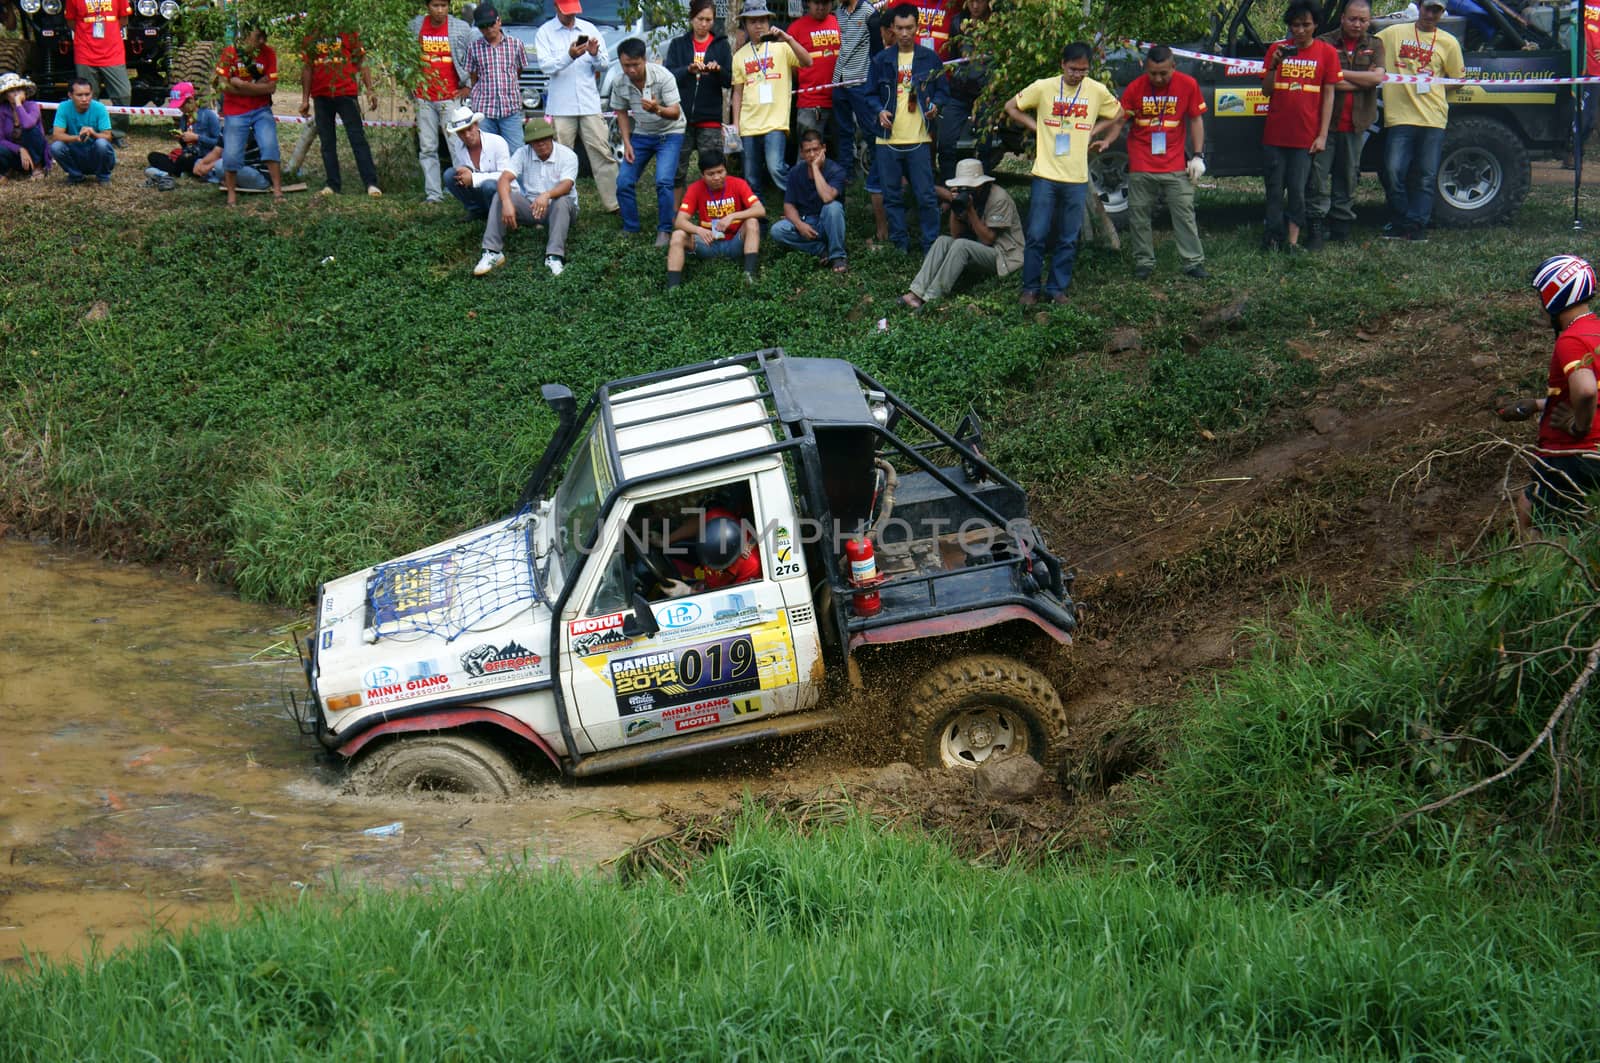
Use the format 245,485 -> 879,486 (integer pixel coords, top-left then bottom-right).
36,99 -> 419,127
1133,40 -> 1600,87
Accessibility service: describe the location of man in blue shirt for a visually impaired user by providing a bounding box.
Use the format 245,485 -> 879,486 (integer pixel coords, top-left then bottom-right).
770,129 -> 849,270
49,77 -> 116,183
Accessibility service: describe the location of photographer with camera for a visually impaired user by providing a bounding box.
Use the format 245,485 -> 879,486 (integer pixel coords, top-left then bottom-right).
896,157 -> 1021,310
1259,1 -> 1340,253
48,77 -> 115,184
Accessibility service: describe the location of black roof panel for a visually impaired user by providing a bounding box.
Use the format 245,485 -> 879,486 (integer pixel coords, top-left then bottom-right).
766,356 -> 876,427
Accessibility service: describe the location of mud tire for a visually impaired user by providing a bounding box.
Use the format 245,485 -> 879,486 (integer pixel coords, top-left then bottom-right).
349,733 -> 524,798
904,654 -> 1068,772
0,40 -> 30,77
1432,116 -> 1529,229
170,41 -> 220,106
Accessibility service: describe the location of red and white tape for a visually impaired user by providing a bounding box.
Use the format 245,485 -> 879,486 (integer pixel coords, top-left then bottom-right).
36,99 -> 419,127
1133,40 -> 1600,87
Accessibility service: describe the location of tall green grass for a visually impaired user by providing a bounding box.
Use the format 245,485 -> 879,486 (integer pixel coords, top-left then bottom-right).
5,811 -> 1599,1060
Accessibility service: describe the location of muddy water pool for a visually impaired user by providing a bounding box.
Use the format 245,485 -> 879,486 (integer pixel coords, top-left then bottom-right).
0,540 -> 783,968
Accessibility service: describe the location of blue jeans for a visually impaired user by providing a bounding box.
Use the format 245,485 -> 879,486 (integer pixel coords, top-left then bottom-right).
446,170 -> 499,219
876,142 -> 938,252
481,113 -> 525,154
1382,124 -> 1446,230
50,138 -> 116,180
770,200 -> 847,262
833,83 -> 881,192
618,131 -> 684,233
740,130 -> 786,198
223,109 -> 280,172
1021,176 -> 1088,297
205,163 -> 269,190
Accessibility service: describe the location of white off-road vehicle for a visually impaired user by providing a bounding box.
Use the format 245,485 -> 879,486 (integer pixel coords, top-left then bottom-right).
295,351 -> 1078,795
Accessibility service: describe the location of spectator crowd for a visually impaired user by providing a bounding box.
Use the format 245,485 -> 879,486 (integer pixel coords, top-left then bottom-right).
0,0 -> 1520,302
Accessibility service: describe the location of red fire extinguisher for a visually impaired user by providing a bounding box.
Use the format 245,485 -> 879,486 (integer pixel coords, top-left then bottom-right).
845,537 -> 881,617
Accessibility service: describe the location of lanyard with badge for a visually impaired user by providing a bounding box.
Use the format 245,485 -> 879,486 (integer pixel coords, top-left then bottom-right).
1054,76 -> 1082,157
92,0 -> 106,38
756,40 -> 775,105
1413,27 -> 1437,94
1149,90 -> 1175,157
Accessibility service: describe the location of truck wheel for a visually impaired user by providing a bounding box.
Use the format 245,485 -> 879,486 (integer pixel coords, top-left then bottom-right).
905,655 -> 1068,771
1433,116 -> 1529,228
0,40 -> 29,77
349,734 -> 524,798
1089,147 -> 1130,231
170,41 -> 220,106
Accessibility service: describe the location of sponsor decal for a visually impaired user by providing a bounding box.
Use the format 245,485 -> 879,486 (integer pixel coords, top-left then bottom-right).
624,718 -> 661,740
365,672 -> 452,706
655,600 -> 703,630
363,665 -> 399,689
712,591 -> 760,626
732,696 -> 761,716
1214,88 -> 1268,117
570,612 -> 624,636
611,634 -> 760,716
572,627 -> 637,657
460,641 -> 543,678
664,697 -> 731,719
674,712 -> 720,732
321,630 -> 334,650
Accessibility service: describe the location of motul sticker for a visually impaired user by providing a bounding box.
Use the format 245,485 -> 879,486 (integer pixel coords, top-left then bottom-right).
570,612 -> 624,636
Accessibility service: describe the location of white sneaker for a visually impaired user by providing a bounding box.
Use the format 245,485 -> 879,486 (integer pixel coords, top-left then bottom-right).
473,250 -> 505,276
545,256 -> 564,276
367,185 -> 382,197
317,186 -> 334,196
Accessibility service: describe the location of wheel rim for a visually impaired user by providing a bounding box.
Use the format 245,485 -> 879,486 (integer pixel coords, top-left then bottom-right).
1089,150 -> 1129,215
937,707 -> 1030,768
1439,146 -> 1502,212
402,769 -> 479,795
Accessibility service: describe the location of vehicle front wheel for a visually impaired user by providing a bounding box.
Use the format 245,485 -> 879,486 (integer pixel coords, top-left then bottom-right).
904,655 -> 1068,771
1089,147 -> 1130,231
349,733 -> 524,799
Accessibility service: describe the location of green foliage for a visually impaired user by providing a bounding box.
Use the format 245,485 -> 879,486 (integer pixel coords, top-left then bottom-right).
4,811 -> 1600,1059
1134,526 -> 1600,890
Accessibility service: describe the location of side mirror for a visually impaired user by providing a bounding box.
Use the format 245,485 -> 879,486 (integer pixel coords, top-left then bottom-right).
622,593 -> 660,638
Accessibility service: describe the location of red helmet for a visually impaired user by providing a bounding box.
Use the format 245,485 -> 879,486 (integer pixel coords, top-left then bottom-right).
1531,254 -> 1597,316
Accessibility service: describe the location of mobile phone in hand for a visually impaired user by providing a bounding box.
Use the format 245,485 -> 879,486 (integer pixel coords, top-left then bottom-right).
575,34 -> 589,44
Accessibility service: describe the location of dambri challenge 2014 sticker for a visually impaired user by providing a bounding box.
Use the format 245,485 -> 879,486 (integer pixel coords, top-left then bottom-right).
610,633 -> 761,716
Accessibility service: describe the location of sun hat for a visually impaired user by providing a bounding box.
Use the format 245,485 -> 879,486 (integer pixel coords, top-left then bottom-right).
446,104 -> 485,133
525,120 -> 557,142
0,71 -> 38,98
737,0 -> 776,20
946,158 -> 994,189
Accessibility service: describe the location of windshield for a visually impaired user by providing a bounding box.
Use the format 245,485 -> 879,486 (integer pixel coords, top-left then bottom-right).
551,423 -> 615,587
499,0 -> 628,26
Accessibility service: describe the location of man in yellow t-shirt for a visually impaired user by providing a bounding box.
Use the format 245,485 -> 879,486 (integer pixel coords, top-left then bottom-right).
1375,0 -> 1464,241
730,0 -> 813,197
1004,41 -> 1121,305
868,2 -> 946,253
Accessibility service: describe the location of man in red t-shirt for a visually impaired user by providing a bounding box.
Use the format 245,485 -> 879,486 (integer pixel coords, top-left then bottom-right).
1259,0 -> 1339,251
912,0 -> 960,59
214,23 -> 284,204
788,0 -> 841,141
299,31 -> 381,196
1108,44 -> 1208,281
64,0 -> 131,139
409,0 -> 478,204
666,149 -> 766,287
1574,0 -> 1600,166
1310,0 -> 1384,245
1501,255 -> 1600,532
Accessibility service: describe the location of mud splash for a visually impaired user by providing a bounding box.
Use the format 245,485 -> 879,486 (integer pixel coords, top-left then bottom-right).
0,540 -> 766,968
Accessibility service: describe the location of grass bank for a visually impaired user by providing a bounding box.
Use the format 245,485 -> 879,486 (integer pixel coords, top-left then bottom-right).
1,125 -> 1591,603
4,811 -> 1599,1060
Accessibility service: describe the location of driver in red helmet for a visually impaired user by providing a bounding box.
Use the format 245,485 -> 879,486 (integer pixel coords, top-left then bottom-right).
676,506 -> 762,591
1499,253 -> 1600,533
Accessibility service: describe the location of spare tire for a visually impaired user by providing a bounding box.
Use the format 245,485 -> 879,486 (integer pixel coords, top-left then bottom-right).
1432,115 -> 1529,228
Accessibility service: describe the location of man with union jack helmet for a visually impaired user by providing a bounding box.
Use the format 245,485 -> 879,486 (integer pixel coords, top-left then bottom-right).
1498,254 -> 1600,531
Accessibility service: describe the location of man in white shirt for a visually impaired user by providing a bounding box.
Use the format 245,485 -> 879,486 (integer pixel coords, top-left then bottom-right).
475,121 -> 579,277
444,104 -> 514,219
535,0 -> 619,212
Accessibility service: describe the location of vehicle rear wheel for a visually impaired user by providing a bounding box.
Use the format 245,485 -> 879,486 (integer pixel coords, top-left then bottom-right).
349,733 -> 524,798
904,654 -> 1068,771
0,40 -> 30,77
1432,116 -> 1529,228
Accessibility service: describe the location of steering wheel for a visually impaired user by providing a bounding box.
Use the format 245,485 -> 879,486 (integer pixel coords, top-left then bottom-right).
634,546 -> 679,595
